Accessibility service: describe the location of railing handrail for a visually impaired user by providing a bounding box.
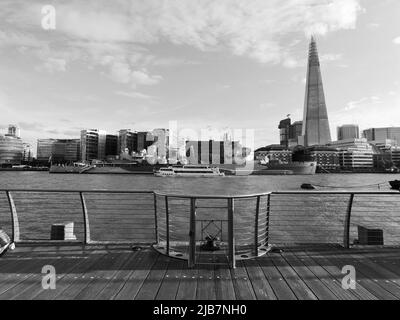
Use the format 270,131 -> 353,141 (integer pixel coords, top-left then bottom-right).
0,189 -> 154,194
1,188 -> 398,197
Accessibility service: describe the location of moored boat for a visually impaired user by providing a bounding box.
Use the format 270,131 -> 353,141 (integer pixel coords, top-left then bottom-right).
154,165 -> 225,177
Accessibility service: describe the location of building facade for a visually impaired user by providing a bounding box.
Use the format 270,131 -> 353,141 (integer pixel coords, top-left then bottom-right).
0,131 -> 23,166
37,139 -> 56,162
80,130 -> 99,161
118,129 -> 138,155
329,138 -> 374,170
337,125 -> 359,141
255,145 -> 292,163
363,127 -> 400,145
300,37 -> 331,147
185,140 -> 245,165
306,146 -> 340,171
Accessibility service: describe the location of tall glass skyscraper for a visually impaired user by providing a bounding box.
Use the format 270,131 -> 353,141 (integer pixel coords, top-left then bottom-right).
300,37 -> 331,147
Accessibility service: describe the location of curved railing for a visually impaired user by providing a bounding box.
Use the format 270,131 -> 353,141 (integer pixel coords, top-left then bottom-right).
153,191 -> 271,268
1,189 -> 400,267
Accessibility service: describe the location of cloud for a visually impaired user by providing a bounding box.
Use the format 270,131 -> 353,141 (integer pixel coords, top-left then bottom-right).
115,90 -> 154,100
345,96 -> 382,111
1,0 -> 362,66
36,57 -> 67,73
393,37 -> 400,45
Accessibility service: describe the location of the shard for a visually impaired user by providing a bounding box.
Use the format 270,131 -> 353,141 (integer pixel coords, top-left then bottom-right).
300,36 -> 331,147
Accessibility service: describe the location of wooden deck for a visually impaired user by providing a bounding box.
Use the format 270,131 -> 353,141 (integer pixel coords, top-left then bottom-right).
1,244 -> 400,300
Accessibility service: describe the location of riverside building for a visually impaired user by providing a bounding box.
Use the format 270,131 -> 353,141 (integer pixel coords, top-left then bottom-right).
0,125 -> 23,166
329,138 -> 374,171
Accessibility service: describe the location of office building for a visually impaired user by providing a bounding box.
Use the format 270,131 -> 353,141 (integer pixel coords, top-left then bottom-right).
22,143 -> 33,162
337,125 -> 359,141
52,139 -> 80,163
278,118 -> 291,148
118,129 -> 138,155
185,140 -> 245,165
105,134 -> 118,157
329,138 -> 374,170
0,125 -> 23,165
137,131 -> 154,153
299,37 -> 331,147
288,121 -> 303,148
37,139 -> 56,162
363,127 -> 400,145
80,130 -> 100,161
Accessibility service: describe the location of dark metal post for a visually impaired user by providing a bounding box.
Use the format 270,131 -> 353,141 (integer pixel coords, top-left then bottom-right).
266,193 -> 270,246
227,198 -> 235,268
188,197 -> 196,268
165,196 -> 170,255
254,196 -> 260,256
80,192 -> 91,244
344,193 -> 354,249
6,191 -> 20,242
153,193 -> 158,244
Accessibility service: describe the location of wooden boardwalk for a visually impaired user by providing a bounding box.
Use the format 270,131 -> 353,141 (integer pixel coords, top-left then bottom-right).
1,244 -> 400,300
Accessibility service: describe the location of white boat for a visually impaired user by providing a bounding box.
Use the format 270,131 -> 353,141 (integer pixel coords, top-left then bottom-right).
154,165 -> 225,177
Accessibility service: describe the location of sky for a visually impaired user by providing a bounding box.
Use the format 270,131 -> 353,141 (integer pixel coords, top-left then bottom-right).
0,0 -> 399,151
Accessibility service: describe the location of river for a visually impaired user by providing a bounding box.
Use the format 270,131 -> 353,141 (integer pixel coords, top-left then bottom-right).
0,171 -> 398,194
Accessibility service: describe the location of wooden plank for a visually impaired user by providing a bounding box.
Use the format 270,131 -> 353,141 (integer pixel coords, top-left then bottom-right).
289,248 -> 359,300
12,252 -> 90,300
196,264 -> 216,299
214,264 -> 236,300
95,251 -> 142,300
324,247 -> 397,300
303,247 -> 377,300
54,251 -> 115,300
244,258 -> 276,300
113,249 -> 159,300
73,250 -> 133,299
175,263 -> 199,300
35,250 -> 108,300
0,253 -> 58,298
342,249 -> 400,299
269,253 -> 317,300
156,258 -> 184,300
135,254 -> 170,300
230,260 -> 256,300
281,250 -> 340,300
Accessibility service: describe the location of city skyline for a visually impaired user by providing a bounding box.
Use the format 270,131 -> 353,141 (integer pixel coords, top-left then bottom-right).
1,0 -> 400,150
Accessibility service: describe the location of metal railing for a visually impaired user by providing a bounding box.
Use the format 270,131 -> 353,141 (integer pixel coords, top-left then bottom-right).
1,189 -> 400,267
0,189 -> 154,244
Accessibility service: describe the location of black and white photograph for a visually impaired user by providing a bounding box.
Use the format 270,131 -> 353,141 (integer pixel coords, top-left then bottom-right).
1,0 -> 400,311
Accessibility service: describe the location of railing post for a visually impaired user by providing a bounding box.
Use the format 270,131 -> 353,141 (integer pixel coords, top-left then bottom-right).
165,196 -> 170,255
153,193 -> 158,244
188,197 -> 196,268
227,198 -> 235,268
254,196 -> 260,256
343,193 -> 354,249
266,193 -> 270,246
79,192 -> 91,244
6,191 -> 20,242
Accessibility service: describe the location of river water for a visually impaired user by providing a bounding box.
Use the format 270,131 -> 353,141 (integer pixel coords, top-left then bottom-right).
0,172 -> 399,246
0,171 -> 398,194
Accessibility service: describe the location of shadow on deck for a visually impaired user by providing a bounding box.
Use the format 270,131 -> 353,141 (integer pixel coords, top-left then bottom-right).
1,244 -> 400,300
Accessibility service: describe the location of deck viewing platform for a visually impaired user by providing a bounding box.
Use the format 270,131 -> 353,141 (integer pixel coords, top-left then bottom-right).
1,244 -> 400,300
1,188 -> 400,300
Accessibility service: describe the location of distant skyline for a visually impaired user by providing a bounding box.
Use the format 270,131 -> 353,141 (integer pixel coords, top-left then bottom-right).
1,0 -> 400,149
